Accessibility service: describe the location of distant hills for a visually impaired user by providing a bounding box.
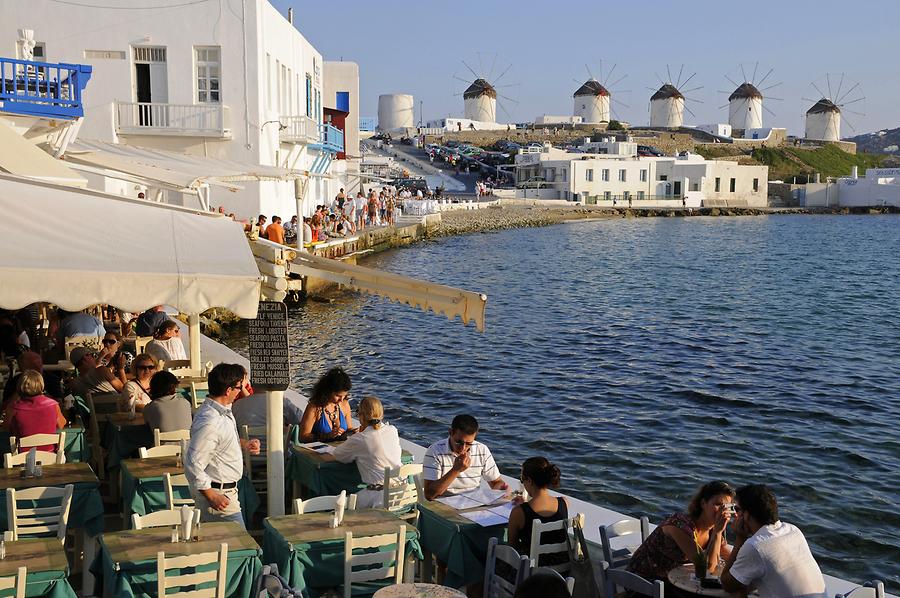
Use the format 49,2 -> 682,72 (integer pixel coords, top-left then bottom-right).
845,127 -> 900,155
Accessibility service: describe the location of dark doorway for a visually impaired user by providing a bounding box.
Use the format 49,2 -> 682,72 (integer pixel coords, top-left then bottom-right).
135,63 -> 152,125
673,181 -> 682,197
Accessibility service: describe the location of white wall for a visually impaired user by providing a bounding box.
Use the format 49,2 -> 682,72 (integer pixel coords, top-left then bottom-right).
324,61 -> 360,157
650,97 -> 684,128
464,95 -> 495,122
728,97 -> 763,130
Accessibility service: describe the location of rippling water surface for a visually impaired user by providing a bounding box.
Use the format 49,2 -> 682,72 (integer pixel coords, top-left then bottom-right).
232,214 -> 900,589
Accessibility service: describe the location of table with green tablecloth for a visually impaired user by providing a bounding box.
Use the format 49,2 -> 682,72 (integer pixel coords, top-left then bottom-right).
262,509 -> 423,598
120,456 -> 260,528
417,499 -> 506,587
0,462 -> 105,537
91,521 -> 262,598
286,442 -> 413,499
0,425 -> 89,464
0,537 -> 77,597
102,413 -> 153,470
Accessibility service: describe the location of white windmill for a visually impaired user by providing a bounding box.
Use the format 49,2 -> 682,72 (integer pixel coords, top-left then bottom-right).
453,54 -> 518,124
572,62 -> 629,124
719,63 -> 781,131
648,65 -> 702,128
803,74 -> 865,142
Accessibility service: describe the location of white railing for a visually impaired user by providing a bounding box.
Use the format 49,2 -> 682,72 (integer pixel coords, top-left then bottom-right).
115,101 -> 230,137
279,115 -> 319,144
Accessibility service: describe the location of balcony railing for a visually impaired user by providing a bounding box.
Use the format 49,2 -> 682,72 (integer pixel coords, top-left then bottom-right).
0,56 -> 92,119
279,115 -> 319,144
115,101 -> 230,137
312,123 -> 344,154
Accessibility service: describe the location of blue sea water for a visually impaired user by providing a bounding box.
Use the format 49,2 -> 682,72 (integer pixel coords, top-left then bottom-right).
235,214 -> 900,589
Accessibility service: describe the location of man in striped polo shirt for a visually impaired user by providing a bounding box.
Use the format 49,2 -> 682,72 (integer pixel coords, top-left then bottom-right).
423,414 -> 509,500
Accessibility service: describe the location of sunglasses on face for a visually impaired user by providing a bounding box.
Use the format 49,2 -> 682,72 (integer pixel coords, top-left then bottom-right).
136,364 -> 156,371
102,338 -> 117,345
453,439 -> 475,448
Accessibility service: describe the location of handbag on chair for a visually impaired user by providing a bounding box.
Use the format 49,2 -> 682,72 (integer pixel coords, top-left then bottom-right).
565,518 -> 602,598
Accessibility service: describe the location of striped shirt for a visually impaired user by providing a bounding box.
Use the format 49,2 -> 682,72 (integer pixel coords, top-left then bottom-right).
423,437 -> 500,495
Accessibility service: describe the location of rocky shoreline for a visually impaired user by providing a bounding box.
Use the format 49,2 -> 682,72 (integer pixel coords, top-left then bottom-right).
427,203 -> 894,237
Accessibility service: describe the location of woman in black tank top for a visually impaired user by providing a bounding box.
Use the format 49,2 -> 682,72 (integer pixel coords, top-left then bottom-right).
507,457 -> 570,566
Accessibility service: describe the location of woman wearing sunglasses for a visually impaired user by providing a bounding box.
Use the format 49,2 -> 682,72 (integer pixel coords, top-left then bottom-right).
120,353 -> 158,412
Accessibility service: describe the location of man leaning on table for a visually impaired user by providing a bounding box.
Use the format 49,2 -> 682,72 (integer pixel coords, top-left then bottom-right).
721,484 -> 827,598
423,414 -> 508,500
184,363 -> 260,529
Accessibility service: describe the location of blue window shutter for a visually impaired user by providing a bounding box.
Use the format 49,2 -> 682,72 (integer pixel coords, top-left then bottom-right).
336,91 -> 350,112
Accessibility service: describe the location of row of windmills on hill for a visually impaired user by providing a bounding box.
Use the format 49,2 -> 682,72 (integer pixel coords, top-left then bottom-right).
451,62 -> 863,142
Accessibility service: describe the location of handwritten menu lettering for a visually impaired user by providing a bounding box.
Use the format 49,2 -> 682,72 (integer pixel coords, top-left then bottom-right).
247,301 -> 290,391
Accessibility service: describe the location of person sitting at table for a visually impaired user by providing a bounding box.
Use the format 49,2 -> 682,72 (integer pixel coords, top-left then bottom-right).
145,320 -> 187,364
133,305 -> 168,338
96,330 -> 133,372
70,346 -> 126,398
184,363 -> 260,528
332,396 -> 402,508
507,456 -> 569,566
120,354 -> 158,412
143,370 -> 192,433
297,367 -> 355,442
56,308 -> 105,344
3,370 -> 67,450
628,480 -> 734,581
423,414 -> 509,500
2,351 -> 62,411
721,484 -> 826,598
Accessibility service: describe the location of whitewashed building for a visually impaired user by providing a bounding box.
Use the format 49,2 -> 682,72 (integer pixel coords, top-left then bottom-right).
463,78 -> 496,123
728,83 -> 764,131
573,79 -> 610,124
649,84 -> 685,128
0,0 -> 357,218
515,146 -> 768,207
805,98 -> 841,142
800,167 -> 900,208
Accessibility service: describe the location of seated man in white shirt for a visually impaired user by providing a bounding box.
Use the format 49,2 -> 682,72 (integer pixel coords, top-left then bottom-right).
721,484 -> 827,598
423,414 -> 509,500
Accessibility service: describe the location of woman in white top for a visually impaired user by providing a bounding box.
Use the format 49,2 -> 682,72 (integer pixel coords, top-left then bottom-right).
331,396 -> 402,509
120,353 -> 157,412
145,320 -> 187,364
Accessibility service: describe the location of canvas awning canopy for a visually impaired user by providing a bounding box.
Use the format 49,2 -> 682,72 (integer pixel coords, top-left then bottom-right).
0,173 -> 262,318
0,122 -> 87,188
62,139 -> 313,193
288,250 -> 487,331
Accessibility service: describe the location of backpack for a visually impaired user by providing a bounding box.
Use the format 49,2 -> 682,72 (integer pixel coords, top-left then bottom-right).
252,564 -> 304,597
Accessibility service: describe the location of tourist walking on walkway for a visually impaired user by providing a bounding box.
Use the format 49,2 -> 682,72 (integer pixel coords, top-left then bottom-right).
185,363 -> 260,528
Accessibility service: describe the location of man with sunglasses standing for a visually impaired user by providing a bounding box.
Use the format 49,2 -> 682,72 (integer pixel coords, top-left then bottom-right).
423,414 -> 509,500
185,363 -> 260,529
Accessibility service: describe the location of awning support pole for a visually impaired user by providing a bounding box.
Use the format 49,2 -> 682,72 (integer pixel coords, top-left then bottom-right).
266,390 -> 285,516
188,313 -> 201,373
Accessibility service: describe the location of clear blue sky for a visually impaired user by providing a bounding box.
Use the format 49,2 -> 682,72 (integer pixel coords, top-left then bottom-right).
274,0 -> 899,137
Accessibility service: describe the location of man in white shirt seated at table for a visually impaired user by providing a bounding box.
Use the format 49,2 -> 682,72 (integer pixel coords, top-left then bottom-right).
423,414 -> 509,500
721,484 -> 827,598
184,363 -> 260,529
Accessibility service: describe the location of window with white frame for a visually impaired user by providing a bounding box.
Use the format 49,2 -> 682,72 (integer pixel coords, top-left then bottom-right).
618,169 -> 627,182
638,191 -> 645,200
640,169 -> 648,182
604,191 -> 611,200
602,169 -> 610,182
306,74 -> 313,117
586,168 -> 593,182
195,46 -> 220,103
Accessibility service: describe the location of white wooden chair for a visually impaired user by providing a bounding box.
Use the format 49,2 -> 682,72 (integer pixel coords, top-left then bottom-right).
0,566 -> 26,598
164,473 -> 195,510
134,336 -> 153,355
10,432 -> 66,455
483,536 -> 530,598
64,335 -> 102,361
600,563 -> 663,598
139,444 -> 182,459
85,391 -> 120,480
153,428 -> 190,447
528,513 -> 584,573
161,359 -> 192,373
294,490 -> 357,515
157,542 -> 228,598
239,425 -> 268,507
382,463 -> 423,524
343,525 -> 406,598
599,516 -> 650,569
527,567 -> 575,597
4,484 -> 74,545
4,448 -> 65,468
132,508 -> 200,530
837,582 -> 886,598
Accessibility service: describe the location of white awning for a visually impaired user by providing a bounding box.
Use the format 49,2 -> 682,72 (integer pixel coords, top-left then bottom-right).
288,250 -> 487,331
0,122 -> 87,188
0,173 -> 262,318
62,139 -> 313,192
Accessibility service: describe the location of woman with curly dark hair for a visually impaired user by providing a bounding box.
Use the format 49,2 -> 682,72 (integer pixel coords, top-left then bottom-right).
298,367 -> 356,442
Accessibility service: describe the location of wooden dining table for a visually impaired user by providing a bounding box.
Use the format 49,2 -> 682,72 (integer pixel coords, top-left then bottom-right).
0,537 -> 77,597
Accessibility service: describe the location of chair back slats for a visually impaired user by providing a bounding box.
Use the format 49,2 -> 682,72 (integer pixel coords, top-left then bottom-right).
12,432 -> 66,453
132,508 -> 200,530
0,566 -> 26,598
600,516 -> 650,568
383,463 -> 422,521
164,473 -> 195,510
603,567 -> 664,598
64,335 -> 102,360
157,542 -> 227,598
529,513 -> 584,574
4,449 -> 64,468
139,444 -> 182,459
154,428 -> 190,446
135,336 -> 153,355
837,582 -> 886,598
295,490 -> 349,515
343,525 -> 406,598
484,536 -> 530,598
6,484 -> 74,544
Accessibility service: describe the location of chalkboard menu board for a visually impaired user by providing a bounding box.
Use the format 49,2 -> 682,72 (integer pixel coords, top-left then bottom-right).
247,301 -> 290,391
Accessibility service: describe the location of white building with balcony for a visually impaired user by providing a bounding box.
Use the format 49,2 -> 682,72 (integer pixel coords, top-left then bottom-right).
515,146 -> 768,207
0,0 -> 356,219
